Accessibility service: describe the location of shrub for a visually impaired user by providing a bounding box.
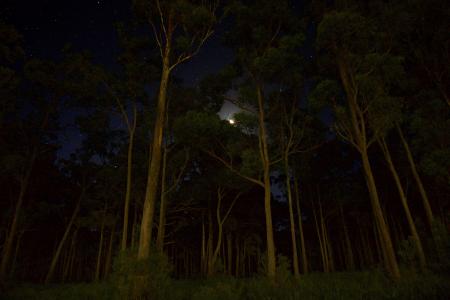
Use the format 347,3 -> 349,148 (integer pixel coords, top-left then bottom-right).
109,248 -> 172,300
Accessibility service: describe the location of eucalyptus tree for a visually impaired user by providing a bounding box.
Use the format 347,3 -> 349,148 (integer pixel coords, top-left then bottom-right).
132,0 -> 219,261
315,11 -> 402,279
60,33 -> 156,250
217,0 -> 305,277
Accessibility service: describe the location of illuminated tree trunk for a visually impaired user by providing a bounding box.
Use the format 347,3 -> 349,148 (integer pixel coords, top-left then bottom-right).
45,191 -> 83,284
104,227 -> 115,277
208,188 -> 238,277
95,203 -> 107,281
62,229 -> 77,282
378,137 -> 426,270
338,56 -> 400,280
396,125 -> 434,228
156,144 -> 168,253
339,201 -> 354,270
256,86 -> 276,278
138,52 -> 171,260
284,156 -> 299,277
0,154 -> 34,281
294,177 -> 308,274
121,111 -> 136,251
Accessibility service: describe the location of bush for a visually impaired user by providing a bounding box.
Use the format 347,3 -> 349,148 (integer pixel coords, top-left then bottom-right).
109,248 -> 172,300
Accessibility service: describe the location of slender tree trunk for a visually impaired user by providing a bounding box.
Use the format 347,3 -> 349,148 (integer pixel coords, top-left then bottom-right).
10,230 -> 24,278
284,156 -> 300,277
207,208 -> 214,276
131,204 -> 137,249
209,188 -> 238,277
256,86 -> 276,278
294,177 -> 308,274
313,203 -> 328,272
104,227 -> 115,277
63,229 -> 77,283
0,155 -> 34,281
235,238 -> 240,277
201,215 -> 206,275
227,234 -> 232,275
95,204 -> 107,281
339,202 -> 355,270
156,144 -> 168,253
45,191 -> 83,284
361,150 -> 400,278
396,125 -> 434,228
378,137 -> 426,270
121,124 -> 136,251
138,52 -> 171,259
338,55 -> 400,279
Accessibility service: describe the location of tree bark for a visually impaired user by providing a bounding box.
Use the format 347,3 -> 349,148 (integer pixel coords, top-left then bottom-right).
337,55 -> 400,280
121,120 -> 136,251
45,190 -> 83,284
378,137 -> 427,270
138,52 -> 171,260
156,143 -> 168,253
0,154 -> 34,281
284,156 -> 299,277
95,203 -> 107,281
396,124 -> 434,228
256,86 -> 276,278
294,177 -> 308,274
339,201 -> 355,270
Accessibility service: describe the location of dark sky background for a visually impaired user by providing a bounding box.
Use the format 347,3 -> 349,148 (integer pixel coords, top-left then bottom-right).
1,0 -> 311,159
1,0 -> 237,157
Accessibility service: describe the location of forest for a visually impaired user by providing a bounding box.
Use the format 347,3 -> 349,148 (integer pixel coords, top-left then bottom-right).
0,0 -> 449,299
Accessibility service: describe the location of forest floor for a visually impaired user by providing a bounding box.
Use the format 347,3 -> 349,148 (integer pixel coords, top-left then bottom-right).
3,271 -> 450,300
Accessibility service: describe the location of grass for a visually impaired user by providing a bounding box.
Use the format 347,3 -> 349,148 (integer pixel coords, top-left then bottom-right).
2,271 -> 449,300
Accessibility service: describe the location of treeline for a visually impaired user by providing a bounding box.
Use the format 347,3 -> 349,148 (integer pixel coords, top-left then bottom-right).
0,0 -> 449,290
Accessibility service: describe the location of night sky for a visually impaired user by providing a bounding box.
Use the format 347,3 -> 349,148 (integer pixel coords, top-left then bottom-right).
1,0 -> 236,157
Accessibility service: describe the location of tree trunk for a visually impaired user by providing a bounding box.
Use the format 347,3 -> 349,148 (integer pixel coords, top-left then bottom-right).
45,191 -> 83,284
284,156 -> 300,278
227,234 -> 232,275
378,137 -> 426,270
156,143 -> 168,253
104,227 -> 115,277
361,150 -> 400,278
256,86 -> 276,278
339,201 -> 354,270
138,53 -> 171,260
10,230 -> 24,278
207,206 -> 214,276
121,125 -> 136,251
337,55 -> 400,279
0,156 -> 33,281
95,204 -> 107,281
396,124 -> 434,228
313,202 -> 328,272
294,177 -> 308,274
201,215 -> 206,275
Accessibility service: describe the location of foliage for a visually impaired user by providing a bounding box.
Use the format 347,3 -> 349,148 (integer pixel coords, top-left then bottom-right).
109,248 -> 173,300
6,272 -> 450,300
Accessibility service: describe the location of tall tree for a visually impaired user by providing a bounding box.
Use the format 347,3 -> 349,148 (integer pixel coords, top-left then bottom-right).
132,0 -> 218,260
315,11 -> 401,279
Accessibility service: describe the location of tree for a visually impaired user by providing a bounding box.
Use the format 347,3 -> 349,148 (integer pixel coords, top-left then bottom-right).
221,0 -> 304,277
315,11 -> 401,279
0,58 -> 60,281
132,0 -> 218,261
